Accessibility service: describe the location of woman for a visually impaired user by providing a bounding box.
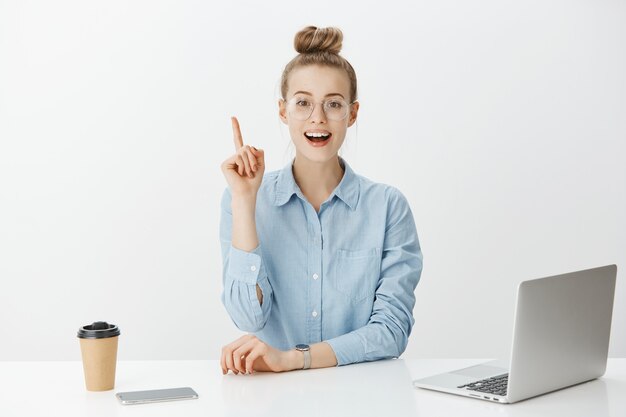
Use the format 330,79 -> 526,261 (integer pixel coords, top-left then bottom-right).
219,26 -> 423,375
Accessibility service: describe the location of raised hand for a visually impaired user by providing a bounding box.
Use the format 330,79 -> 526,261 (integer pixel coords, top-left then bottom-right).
220,116 -> 265,198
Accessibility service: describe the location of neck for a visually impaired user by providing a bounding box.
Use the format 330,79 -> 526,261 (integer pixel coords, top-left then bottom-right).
292,155 -> 345,200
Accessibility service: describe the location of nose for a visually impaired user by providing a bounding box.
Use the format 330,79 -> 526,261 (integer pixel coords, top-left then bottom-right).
309,102 -> 327,123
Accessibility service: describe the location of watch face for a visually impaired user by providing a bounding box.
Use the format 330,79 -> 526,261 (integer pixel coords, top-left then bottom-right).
295,344 -> 310,351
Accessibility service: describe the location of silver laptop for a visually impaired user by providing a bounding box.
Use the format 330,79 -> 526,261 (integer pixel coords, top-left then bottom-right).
413,264 -> 617,404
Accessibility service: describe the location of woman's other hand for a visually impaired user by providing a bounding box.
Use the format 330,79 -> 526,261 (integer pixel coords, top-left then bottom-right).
220,116 -> 265,199
220,334 -> 299,375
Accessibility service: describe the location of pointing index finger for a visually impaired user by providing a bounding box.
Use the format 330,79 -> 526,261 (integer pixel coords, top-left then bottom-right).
231,116 -> 244,150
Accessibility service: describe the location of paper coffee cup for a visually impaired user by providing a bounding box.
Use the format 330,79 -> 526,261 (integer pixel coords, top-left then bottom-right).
77,321 -> 120,391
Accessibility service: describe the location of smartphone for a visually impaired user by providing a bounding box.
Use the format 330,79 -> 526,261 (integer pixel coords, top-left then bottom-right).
115,387 -> 199,405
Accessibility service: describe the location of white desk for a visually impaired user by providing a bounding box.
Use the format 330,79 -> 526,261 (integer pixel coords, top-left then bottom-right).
1,359 -> 624,416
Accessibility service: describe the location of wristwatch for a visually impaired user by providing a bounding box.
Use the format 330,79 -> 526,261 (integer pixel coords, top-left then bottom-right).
295,344 -> 311,369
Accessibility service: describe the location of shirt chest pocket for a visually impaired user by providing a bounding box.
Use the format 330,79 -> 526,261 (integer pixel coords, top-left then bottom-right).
332,248 -> 382,303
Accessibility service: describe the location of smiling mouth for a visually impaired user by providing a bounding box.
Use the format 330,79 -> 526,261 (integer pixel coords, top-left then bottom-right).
304,132 -> 332,142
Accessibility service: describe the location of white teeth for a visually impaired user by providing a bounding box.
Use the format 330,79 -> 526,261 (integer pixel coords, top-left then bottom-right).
305,132 -> 330,138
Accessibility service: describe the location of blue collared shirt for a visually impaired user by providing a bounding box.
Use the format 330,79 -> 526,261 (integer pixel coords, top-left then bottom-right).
219,157 -> 423,366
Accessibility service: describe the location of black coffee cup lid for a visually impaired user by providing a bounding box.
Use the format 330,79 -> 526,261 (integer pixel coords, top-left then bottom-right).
77,321 -> 120,339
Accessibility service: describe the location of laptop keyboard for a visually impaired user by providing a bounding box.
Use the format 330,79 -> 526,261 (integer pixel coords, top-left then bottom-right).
457,373 -> 508,396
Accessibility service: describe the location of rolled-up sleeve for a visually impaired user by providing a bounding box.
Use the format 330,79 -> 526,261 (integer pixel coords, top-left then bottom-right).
325,188 -> 423,365
219,187 -> 273,332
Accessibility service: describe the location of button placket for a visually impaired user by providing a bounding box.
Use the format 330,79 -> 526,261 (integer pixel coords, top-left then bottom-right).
304,202 -> 324,343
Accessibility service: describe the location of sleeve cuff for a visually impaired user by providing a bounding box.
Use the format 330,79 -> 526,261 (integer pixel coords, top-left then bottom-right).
227,244 -> 265,284
325,331 -> 366,366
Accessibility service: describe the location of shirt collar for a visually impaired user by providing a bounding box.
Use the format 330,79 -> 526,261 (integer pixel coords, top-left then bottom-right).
273,156 -> 360,211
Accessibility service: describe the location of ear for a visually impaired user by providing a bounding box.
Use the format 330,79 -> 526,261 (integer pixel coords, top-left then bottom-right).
347,101 -> 360,127
278,99 -> 288,125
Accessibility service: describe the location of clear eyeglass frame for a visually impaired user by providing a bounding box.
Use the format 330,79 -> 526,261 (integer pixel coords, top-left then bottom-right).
282,96 -> 357,121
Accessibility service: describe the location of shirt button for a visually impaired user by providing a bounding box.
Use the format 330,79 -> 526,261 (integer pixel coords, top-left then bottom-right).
250,265 -> 257,272
312,273 -> 319,280
312,311 -> 318,317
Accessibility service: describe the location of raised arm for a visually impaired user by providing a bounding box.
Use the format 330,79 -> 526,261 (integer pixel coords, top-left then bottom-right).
219,116 -> 273,332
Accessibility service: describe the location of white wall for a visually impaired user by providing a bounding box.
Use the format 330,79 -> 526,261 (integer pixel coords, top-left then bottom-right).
1,0 -> 624,361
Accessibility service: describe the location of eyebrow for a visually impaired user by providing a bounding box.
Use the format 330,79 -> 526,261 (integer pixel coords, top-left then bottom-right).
292,91 -> 345,99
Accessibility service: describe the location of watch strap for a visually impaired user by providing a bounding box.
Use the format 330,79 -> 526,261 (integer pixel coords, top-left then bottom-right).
302,349 -> 311,369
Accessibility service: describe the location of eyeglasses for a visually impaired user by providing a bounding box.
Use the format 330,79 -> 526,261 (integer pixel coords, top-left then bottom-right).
283,96 -> 356,121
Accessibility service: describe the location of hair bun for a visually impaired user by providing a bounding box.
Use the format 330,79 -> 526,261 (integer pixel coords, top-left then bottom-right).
294,26 -> 343,55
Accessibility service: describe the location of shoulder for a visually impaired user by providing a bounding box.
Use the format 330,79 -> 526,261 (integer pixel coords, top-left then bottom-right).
257,168 -> 282,202
352,171 -> 414,231
355,171 -> 410,208
259,168 -> 282,191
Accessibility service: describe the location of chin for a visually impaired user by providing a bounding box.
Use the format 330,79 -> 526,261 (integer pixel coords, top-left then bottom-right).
296,148 -> 339,164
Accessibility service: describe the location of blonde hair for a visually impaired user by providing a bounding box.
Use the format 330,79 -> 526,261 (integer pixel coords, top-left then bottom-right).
280,26 -> 358,103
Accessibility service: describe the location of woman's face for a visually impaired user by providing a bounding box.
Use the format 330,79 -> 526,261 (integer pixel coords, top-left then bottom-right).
279,65 -> 359,164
